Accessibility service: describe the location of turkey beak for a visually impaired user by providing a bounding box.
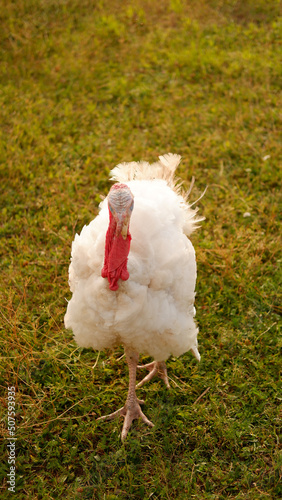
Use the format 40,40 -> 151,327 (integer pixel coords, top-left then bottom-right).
121,219 -> 129,240
116,215 -> 129,240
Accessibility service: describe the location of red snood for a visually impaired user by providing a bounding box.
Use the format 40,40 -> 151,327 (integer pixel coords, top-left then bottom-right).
101,211 -> 131,291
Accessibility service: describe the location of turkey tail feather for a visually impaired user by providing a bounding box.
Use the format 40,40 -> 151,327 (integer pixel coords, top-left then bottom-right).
110,153 -> 181,184
110,153 -> 205,236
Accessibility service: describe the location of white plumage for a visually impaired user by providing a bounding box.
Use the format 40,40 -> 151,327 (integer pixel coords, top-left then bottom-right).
65,153 -> 202,439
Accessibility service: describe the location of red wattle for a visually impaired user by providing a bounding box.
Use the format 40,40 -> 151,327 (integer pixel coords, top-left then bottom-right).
101,212 -> 131,291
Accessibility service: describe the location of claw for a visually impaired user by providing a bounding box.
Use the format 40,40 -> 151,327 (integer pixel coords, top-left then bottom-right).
121,402 -> 154,441
97,398 -> 154,441
137,361 -> 170,388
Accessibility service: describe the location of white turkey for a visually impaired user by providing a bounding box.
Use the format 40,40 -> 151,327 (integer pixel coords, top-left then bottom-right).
64,153 -> 203,440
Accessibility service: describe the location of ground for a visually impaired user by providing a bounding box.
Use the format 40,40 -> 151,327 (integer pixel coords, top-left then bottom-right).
0,1 -> 281,498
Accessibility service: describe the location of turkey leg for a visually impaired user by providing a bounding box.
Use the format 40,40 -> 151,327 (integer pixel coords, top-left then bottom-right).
97,348 -> 154,441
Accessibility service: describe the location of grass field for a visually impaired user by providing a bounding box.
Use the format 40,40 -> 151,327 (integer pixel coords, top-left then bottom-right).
0,0 -> 281,498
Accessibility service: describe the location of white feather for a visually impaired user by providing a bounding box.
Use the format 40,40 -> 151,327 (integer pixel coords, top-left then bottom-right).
111,153 -> 180,184
65,155 -> 201,361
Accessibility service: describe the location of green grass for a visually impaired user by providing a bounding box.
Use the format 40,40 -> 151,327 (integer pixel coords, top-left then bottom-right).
0,0 -> 281,498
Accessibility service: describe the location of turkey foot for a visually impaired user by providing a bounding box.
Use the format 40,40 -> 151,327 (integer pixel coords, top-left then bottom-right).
97,348 -> 154,441
97,397 -> 153,441
136,361 -> 170,388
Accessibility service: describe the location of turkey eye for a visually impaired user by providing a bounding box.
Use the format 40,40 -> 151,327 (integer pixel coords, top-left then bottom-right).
109,205 -> 114,213
129,201 -> 134,211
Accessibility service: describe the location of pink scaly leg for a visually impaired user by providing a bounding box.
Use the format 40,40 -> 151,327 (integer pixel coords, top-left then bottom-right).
97,348 -> 154,441
136,361 -> 170,389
